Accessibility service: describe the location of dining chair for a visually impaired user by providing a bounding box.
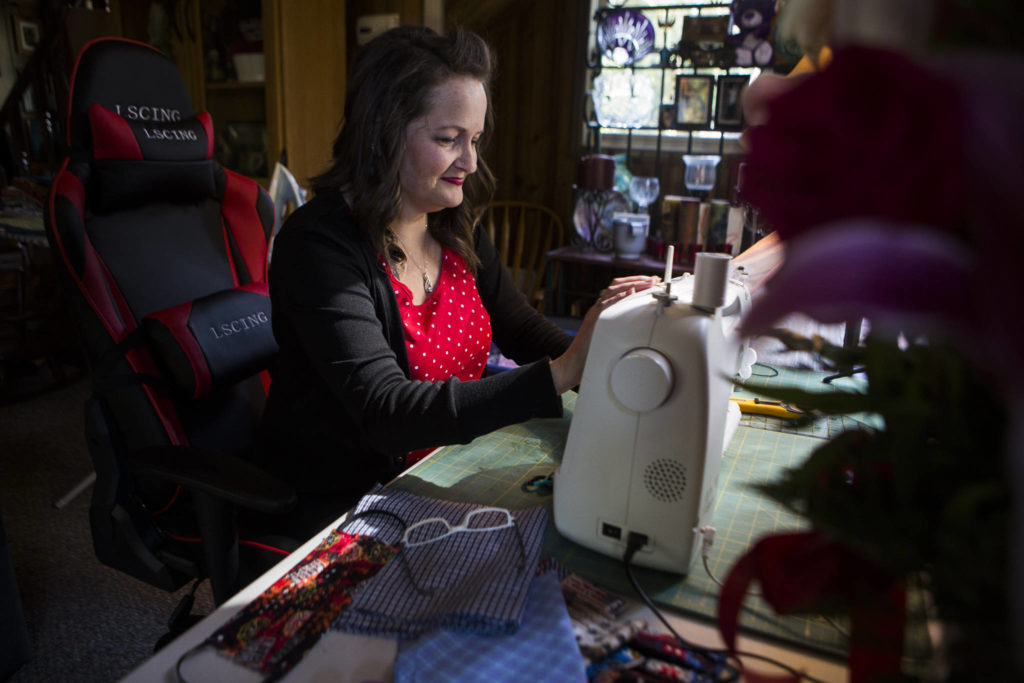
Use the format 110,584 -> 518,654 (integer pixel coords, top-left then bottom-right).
480,200 -> 565,313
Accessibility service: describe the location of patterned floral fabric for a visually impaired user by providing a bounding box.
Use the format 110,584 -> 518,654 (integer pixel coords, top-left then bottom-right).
206,530 -> 396,678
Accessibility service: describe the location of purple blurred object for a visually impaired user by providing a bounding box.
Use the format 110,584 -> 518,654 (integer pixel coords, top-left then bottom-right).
738,219 -> 977,342
597,9 -> 655,66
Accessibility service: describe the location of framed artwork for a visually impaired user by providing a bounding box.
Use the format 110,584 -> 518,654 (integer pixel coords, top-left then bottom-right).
216,122 -> 268,177
715,75 -> 749,131
16,19 -> 40,54
681,15 -> 728,48
659,103 -> 676,130
674,74 -> 713,129
678,14 -> 732,67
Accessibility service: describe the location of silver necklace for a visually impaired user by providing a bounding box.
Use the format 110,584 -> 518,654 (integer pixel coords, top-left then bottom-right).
396,233 -> 436,294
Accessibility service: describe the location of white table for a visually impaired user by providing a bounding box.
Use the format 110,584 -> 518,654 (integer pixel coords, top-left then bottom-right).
122,508 -> 847,683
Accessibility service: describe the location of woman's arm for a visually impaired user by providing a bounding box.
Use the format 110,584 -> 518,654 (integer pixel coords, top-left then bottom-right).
472,224 -> 574,363
270,212 -> 565,456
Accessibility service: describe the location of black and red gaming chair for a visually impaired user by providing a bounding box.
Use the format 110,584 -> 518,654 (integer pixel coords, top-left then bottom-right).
45,37 -> 296,606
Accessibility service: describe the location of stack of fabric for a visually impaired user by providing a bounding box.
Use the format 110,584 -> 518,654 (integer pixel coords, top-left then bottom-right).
333,485 -> 548,638
204,486 -> 590,681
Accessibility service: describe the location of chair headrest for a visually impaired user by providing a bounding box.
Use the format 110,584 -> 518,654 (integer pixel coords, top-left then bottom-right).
67,38 -> 195,154
67,38 -> 223,211
89,104 -> 213,162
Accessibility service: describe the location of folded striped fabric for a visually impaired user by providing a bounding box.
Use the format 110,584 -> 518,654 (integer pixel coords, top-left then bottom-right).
332,485 -> 547,638
393,571 -> 587,682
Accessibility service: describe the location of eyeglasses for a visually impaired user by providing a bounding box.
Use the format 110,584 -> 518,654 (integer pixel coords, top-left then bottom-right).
402,507 -> 519,547
401,507 -> 527,596
345,506 -> 528,597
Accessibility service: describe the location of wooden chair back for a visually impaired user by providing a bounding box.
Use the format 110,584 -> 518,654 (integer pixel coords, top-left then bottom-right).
480,201 -> 565,313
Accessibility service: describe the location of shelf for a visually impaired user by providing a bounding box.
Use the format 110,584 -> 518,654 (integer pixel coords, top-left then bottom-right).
586,2 -> 756,169
206,80 -> 266,91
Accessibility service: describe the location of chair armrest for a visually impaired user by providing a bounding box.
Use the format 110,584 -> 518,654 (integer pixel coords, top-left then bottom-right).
126,445 -> 296,515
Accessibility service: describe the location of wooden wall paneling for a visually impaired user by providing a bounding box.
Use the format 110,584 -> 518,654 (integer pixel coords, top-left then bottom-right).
115,0 -> 205,113
63,7 -> 114,62
480,4 -> 545,205
483,15 -> 519,203
423,0 -> 444,33
169,0 -> 206,113
106,0 -> 130,40
346,0 -> 422,70
275,0 -> 347,186
468,0 -> 589,233
445,0 -> 516,31
261,0 -> 282,177
551,0 -> 590,223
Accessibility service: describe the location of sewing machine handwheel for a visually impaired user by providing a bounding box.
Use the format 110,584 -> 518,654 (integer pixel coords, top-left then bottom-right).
610,347 -> 674,413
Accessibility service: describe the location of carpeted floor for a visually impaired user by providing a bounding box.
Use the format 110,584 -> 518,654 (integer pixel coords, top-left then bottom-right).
0,363 -> 215,682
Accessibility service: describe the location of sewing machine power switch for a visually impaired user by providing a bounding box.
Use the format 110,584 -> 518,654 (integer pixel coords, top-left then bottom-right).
609,348 -> 674,413
601,522 -> 622,540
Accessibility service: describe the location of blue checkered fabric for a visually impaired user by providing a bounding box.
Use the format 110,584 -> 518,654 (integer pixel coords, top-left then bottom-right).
332,485 -> 547,638
393,571 -> 587,683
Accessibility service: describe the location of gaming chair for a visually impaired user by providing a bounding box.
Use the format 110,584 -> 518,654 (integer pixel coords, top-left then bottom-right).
45,37 -> 296,606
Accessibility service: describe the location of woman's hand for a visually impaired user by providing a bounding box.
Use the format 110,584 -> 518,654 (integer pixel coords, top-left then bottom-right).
549,275 -> 661,394
595,275 -> 662,306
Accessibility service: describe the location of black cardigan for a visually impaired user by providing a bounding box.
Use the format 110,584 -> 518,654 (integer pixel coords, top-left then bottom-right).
259,190 -> 573,505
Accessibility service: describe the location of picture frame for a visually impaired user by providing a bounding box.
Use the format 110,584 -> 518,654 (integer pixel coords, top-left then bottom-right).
678,14 -> 732,67
659,103 -> 676,130
674,74 -> 713,129
16,19 -> 40,55
681,15 -> 728,48
216,121 -> 268,178
715,75 -> 749,131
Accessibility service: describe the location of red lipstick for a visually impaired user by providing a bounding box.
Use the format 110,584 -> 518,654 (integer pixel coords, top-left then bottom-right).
441,177 -> 464,186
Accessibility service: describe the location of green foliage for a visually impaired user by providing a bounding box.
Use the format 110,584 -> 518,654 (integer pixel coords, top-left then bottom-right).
741,331 -> 1011,639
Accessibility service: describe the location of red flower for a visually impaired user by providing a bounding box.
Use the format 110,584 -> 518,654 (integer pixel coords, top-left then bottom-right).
742,45 -> 970,242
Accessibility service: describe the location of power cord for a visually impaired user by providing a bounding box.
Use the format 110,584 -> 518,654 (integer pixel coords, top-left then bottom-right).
156,578 -> 205,653
622,533 -> 739,682
622,531 -> 830,683
750,362 -> 780,378
698,526 -> 849,639
168,578 -> 203,632
699,526 -> 761,598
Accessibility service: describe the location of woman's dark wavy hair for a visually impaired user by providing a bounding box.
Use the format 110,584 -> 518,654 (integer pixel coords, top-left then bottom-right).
310,25 -> 495,272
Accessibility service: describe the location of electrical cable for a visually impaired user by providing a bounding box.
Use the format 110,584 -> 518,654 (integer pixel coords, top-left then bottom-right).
699,526 -> 761,598
622,532 -> 831,683
699,526 -> 850,642
750,362 -> 779,378
175,643 -> 202,683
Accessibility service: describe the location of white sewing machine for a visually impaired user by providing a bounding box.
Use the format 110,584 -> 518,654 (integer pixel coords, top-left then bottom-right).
553,252 -> 755,573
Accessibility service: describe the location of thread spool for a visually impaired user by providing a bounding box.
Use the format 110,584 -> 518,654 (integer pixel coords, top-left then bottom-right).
692,252 -> 731,310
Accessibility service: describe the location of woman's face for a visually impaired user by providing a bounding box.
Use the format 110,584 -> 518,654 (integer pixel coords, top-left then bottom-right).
399,76 -> 487,219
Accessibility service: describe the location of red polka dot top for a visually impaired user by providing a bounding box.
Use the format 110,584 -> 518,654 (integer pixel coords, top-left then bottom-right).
385,247 -> 493,464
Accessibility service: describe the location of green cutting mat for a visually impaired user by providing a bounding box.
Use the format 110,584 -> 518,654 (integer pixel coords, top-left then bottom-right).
392,365 -> 915,659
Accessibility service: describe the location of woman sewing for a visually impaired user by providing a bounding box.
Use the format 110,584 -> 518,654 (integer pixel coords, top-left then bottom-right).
258,25 -> 658,534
